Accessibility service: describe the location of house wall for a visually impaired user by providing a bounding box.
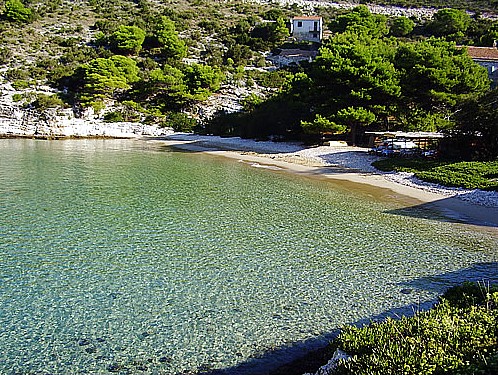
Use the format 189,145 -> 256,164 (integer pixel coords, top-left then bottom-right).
291,18 -> 322,43
473,59 -> 498,87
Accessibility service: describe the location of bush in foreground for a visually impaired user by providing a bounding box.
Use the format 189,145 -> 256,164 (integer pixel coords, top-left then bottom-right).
329,282 -> 498,375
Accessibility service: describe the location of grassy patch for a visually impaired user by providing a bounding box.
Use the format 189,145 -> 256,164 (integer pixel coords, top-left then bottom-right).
329,282 -> 498,375
372,159 -> 498,191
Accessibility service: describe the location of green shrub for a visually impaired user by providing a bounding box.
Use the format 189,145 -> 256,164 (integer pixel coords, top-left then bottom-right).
0,47 -> 12,64
31,93 -> 66,109
166,112 -> 196,132
103,111 -> 124,122
11,80 -> 30,89
12,93 -> 23,102
330,282 -> 498,375
372,159 -> 498,191
4,0 -> 34,23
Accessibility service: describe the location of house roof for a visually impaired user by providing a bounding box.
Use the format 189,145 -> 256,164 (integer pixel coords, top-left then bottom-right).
365,131 -> 445,139
292,16 -> 322,21
465,46 -> 498,61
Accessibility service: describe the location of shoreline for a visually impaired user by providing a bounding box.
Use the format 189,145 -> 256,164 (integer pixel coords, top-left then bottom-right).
153,134 -> 498,375
3,132 -> 497,228
153,135 -> 498,229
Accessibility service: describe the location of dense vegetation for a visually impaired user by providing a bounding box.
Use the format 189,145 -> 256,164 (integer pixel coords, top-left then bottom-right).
326,282 -> 498,375
205,5 -> 498,159
373,159 -> 498,190
1,0 -> 498,158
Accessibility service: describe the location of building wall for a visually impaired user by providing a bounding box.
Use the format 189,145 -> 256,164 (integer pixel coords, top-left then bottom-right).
291,18 -> 322,43
473,59 -> 498,87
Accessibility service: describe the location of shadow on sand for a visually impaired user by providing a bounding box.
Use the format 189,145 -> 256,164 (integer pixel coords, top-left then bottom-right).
384,194 -> 498,228
195,262 -> 498,375
148,140 -> 498,374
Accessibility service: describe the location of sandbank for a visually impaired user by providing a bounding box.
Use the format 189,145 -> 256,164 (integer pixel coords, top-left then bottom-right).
154,137 -> 498,230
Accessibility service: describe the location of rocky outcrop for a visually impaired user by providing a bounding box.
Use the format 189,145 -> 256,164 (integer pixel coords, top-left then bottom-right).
0,105 -> 171,138
251,0 -> 438,19
190,80 -> 274,123
0,83 -> 171,138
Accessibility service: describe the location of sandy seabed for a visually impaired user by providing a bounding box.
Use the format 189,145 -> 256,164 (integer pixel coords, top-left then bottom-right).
152,133 -> 498,230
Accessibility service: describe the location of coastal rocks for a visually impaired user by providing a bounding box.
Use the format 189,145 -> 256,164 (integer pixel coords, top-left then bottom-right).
0,82 -> 173,138
191,82 -> 272,124
0,105 -> 172,138
303,349 -> 350,375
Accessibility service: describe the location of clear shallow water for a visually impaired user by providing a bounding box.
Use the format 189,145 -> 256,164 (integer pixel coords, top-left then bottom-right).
1,138 -> 497,375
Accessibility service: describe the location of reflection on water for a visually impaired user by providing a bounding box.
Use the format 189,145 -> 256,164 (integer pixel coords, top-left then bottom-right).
1,138 -> 497,374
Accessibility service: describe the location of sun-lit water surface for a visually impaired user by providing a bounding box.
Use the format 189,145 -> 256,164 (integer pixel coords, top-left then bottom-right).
1,138 -> 497,374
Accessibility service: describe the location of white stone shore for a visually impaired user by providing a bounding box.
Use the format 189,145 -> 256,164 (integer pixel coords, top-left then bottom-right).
0,118 -> 172,138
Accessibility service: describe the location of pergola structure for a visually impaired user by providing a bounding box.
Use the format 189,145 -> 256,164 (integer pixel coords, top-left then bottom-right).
365,131 -> 446,149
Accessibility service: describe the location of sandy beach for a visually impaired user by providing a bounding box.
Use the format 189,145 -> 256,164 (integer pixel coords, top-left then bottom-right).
154,134 -> 498,229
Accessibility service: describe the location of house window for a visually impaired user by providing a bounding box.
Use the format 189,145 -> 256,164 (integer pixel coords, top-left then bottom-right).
313,33 -> 318,38
314,21 -> 318,31
297,21 -> 302,27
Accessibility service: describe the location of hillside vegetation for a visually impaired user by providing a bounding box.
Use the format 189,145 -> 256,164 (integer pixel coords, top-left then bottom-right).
1,0 -> 498,158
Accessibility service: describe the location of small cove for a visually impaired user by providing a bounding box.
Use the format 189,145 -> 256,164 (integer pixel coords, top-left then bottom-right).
1,138 -> 497,374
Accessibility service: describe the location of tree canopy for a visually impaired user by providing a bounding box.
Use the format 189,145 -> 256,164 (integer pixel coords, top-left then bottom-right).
155,16 -> 187,60
308,31 -> 400,143
428,8 -> 471,41
329,5 -> 389,38
109,25 -> 146,55
3,0 -> 33,23
394,38 -> 490,129
390,16 -> 414,37
455,88 -> 498,159
79,55 -> 140,105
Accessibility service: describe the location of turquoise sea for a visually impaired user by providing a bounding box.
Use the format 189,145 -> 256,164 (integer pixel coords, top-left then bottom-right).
1,138 -> 497,374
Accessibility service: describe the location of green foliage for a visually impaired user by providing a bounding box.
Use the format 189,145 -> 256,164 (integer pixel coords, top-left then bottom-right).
442,281 -> 498,309
301,114 -> 347,135
415,161 -> 498,190
4,0 -> 33,23
248,69 -> 293,89
250,17 -> 289,48
5,67 -> 29,81
328,6 -> 389,38
79,55 -> 140,104
11,80 -> 30,89
390,16 -> 415,37
109,25 -> 146,55
0,47 -> 13,64
182,63 -> 224,100
154,16 -> 187,60
330,283 -> 498,375
12,93 -> 23,102
142,64 -> 189,110
310,32 -> 399,142
241,93 -> 263,112
428,8 -> 471,41
455,88 -> 498,160
372,159 -> 498,190
103,111 -> 124,122
166,112 -> 197,132
31,93 -> 66,110
336,107 -> 376,127
394,38 -> 490,128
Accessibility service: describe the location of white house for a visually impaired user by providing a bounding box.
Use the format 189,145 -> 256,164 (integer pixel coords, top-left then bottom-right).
290,16 -> 323,43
